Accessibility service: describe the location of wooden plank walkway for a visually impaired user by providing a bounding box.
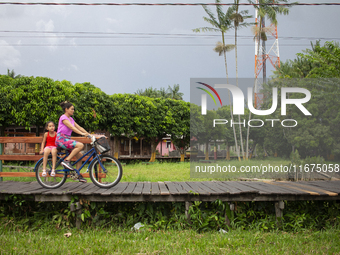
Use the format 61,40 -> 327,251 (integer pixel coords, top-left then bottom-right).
1,180 -> 340,202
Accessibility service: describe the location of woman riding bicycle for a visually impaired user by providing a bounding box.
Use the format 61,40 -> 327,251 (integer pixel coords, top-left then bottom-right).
55,101 -> 90,183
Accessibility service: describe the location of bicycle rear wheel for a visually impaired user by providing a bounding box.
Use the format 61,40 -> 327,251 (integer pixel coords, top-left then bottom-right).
89,155 -> 123,188
35,156 -> 67,189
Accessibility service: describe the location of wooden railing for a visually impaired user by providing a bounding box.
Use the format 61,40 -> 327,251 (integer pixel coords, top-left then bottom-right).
0,136 -> 93,179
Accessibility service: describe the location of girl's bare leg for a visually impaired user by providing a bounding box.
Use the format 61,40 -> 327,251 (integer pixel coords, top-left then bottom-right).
51,148 -> 58,170
43,148 -> 51,170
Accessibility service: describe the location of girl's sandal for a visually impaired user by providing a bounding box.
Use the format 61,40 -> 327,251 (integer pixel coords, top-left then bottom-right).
42,170 -> 47,177
50,170 -> 56,177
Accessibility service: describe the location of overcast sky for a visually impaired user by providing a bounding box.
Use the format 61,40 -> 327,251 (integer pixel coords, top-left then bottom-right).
1,0 -> 339,101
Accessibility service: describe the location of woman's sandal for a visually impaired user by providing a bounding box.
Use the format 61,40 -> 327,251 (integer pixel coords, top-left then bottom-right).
50,170 -> 56,177
42,170 -> 47,177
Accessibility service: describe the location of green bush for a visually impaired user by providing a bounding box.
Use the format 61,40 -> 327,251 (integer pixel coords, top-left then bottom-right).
1,195 -> 340,232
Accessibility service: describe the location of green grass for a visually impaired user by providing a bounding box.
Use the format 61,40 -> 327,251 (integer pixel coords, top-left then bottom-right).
2,159 -> 340,254
3,157 -> 340,183
1,226 -> 340,254
122,162 -> 191,182
122,157 -> 292,182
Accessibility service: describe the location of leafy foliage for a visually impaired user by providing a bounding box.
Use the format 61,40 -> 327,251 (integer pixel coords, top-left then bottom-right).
10,77 -> 73,132
1,195 -> 340,232
0,74 -> 190,161
135,84 -> 184,100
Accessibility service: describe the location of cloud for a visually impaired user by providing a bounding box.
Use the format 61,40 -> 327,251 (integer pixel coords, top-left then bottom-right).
36,19 -> 55,32
0,40 -> 21,68
106,17 -> 120,24
36,19 -> 60,51
60,64 -> 79,72
71,65 -> 78,71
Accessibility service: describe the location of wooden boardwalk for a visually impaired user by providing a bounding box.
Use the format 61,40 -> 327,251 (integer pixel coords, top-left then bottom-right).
1,180 -> 340,202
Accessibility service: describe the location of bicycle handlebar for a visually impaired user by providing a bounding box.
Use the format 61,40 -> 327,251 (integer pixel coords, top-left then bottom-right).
87,135 -> 96,144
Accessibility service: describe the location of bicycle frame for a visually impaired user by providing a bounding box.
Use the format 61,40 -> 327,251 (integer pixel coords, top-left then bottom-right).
55,147 -> 102,176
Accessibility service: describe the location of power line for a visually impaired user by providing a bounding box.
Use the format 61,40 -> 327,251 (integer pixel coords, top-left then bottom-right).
0,2 -> 340,6
0,43 -> 320,47
1,31 -> 340,41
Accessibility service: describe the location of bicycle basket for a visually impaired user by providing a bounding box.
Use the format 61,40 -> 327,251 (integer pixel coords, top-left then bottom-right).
95,137 -> 111,153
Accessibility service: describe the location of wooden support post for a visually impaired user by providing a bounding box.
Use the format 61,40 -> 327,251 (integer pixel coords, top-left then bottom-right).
225,203 -> 235,227
0,143 -> 3,182
70,202 -> 82,229
275,201 -> 284,226
98,163 -> 102,183
185,201 -> 192,224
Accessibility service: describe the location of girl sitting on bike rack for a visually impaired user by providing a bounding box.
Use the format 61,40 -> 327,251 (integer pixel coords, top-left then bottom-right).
39,121 -> 57,177
55,101 -> 91,183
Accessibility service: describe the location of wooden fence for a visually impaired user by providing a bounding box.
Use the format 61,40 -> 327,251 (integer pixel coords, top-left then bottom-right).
0,136 -> 92,179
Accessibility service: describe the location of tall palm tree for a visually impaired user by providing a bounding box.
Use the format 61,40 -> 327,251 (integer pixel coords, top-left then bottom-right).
193,0 -> 242,161
230,0 -> 253,160
246,0 -> 292,159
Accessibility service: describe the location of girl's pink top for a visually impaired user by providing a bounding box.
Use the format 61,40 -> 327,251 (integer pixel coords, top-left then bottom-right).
57,114 -> 75,136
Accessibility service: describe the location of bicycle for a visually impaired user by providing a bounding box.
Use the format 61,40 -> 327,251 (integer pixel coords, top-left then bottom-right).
35,136 -> 123,189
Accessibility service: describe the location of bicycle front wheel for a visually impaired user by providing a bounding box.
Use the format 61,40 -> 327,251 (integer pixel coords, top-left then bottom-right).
35,156 -> 67,189
89,155 -> 123,188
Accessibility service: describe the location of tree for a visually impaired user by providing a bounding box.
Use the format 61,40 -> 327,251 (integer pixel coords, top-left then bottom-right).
194,0 -> 241,161
190,105 -> 225,160
230,0 -> 253,159
165,99 -> 190,161
275,41 -> 340,78
259,78 -> 337,158
135,87 -> 160,98
71,82 -> 113,132
246,0 -> 292,159
10,76 -> 74,135
166,84 -> 184,100
0,75 -> 14,136
135,84 -> 184,100
216,105 -> 238,160
109,94 -> 155,159
6,69 -> 21,79
270,41 -> 340,158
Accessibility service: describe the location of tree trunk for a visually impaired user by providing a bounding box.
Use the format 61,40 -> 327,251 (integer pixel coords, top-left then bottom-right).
113,136 -> 120,159
226,140 -> 230,160
234,10 -> 245,161
205,142 -> 209,160
180,153 -> 185,162
222,32 -> 241,162
247,16 -> 263,161
149,139 -> 158,162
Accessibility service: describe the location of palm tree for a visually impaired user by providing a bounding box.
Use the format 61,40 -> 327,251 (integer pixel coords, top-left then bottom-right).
6,69 -> 21,79
135,87 -> 160,98
166,84 -> 184,100
230,0 -> 253,160
159,87 -> 170,99
246,0 -> 292,159
193,0 -> 242,161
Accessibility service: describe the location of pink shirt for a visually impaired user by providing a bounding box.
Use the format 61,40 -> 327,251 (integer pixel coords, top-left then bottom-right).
57,114 -> 75,136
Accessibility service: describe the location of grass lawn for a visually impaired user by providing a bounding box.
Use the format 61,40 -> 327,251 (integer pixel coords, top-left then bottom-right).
1,158 -> 340,254
1,157 -> 292,182
1,227 -> 340,254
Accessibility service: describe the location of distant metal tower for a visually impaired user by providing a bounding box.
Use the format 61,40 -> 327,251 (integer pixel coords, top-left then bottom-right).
254,0 -> 281,108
